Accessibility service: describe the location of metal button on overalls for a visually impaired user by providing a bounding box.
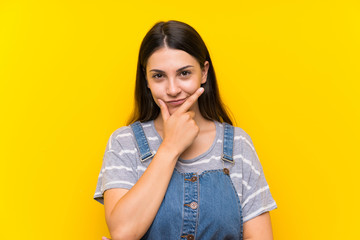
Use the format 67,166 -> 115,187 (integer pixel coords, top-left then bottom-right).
187,234 -> 195,240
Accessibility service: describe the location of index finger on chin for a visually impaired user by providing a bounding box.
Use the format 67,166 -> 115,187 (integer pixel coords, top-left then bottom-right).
177,87 -> 204,113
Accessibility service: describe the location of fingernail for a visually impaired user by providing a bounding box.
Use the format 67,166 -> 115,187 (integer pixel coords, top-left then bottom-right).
199,87 -> 204,93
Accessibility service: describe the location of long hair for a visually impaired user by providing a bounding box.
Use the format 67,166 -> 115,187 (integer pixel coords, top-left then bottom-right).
127,20 -> 233,125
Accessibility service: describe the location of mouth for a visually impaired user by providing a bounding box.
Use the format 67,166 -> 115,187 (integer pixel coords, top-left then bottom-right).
166,98 -> 186,107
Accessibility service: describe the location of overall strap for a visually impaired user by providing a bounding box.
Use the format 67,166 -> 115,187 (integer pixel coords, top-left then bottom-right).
130,121 -> 154,162
221,122 -> 234,163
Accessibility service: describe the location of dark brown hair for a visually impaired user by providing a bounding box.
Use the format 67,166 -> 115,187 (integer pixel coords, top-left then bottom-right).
127,20 -> 233,125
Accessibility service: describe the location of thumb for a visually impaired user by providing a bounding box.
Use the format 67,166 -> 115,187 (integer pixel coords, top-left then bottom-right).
158,99 -> 170,122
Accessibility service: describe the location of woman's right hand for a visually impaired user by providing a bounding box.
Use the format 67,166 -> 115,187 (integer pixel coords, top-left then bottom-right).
158,87 -> 204,157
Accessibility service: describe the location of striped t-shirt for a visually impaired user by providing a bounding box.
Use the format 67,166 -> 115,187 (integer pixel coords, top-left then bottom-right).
94,120 -> 277,223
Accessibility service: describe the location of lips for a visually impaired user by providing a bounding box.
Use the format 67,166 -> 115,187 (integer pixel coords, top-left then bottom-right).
166,98 -> 186,107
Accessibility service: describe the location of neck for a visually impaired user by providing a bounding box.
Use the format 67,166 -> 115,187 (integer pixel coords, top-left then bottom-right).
154,111 -> 212,135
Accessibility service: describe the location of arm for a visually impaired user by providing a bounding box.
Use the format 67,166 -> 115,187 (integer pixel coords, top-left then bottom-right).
104,143 -> 179,240
243,212 -> 273,240
104,88 -> 204,240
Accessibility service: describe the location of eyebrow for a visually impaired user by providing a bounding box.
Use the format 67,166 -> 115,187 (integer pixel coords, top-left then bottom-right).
149,65 -> 194,73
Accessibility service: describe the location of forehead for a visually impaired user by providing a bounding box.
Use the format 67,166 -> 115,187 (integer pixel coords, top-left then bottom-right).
146,48 -> 200,71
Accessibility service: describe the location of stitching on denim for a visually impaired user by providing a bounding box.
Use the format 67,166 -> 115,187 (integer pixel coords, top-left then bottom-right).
195,174 -> 200,239
198,168 -> 226,176
225,173 -> 243,237
222,122 -> 234,163
131,121 -> 154,162
178,172 -> 185,239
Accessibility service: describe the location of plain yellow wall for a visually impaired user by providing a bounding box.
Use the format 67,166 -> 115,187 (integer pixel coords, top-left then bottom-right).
1,0 -> 359,239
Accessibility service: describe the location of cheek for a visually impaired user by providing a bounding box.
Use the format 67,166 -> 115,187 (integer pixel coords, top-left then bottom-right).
148,85 -> 161,105
182,76 -> 203,92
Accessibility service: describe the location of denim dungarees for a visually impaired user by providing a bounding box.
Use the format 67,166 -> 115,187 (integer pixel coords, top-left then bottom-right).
131,121 -> 243,240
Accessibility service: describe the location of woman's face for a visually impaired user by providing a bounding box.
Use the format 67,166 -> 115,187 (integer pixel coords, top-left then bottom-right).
146,47 -> 209,115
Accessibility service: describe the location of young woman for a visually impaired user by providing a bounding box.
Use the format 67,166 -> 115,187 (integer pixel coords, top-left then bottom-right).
94,20 -> 277,240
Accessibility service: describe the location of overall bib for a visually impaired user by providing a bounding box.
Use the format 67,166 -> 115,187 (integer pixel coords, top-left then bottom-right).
131,121 -> 243,240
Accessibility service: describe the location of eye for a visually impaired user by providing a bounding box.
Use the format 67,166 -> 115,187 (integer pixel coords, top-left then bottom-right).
180,71 -> 191,77
152,73 -> 163,79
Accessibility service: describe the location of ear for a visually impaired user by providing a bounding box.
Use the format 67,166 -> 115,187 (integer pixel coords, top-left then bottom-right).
201,61 -> 209,84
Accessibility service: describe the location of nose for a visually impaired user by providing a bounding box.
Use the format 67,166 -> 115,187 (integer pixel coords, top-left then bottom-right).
166,78 -> 181,96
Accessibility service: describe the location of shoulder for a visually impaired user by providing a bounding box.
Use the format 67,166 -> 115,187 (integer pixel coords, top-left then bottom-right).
111,125 -> 134,139
231,125 -> 255,151
106,121 -> 154,150
107,125 -> 134,149
233,126 -> 253,143
220,122 -> 253,143
108,121 -> 152,141
215,122 -> 255,152
229,125 -> 261,170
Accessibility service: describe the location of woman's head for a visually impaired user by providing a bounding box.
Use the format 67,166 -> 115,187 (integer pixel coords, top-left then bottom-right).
128,20 -> 233,125
145,47 -> 209,116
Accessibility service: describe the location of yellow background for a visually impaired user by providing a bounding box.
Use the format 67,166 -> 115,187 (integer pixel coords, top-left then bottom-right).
1,0 -> 359,239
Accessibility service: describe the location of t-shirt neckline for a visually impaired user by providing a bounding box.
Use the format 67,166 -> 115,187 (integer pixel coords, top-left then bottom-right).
149,119 -> 220,163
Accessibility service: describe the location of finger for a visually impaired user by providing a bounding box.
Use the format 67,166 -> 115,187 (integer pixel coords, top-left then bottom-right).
158,99 -> 170,121
177,87 -> 204,114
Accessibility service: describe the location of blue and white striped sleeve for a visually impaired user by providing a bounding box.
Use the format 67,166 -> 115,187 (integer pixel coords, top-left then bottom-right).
93,126 -> 139,205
